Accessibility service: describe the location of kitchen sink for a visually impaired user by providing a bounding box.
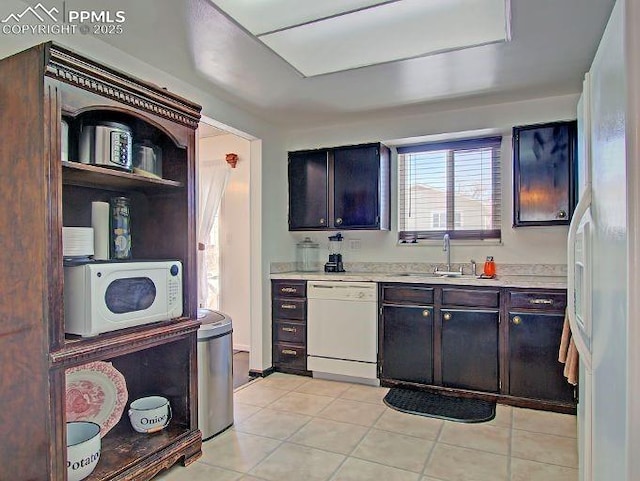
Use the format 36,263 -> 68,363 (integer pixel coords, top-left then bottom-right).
391,272 -> 460,278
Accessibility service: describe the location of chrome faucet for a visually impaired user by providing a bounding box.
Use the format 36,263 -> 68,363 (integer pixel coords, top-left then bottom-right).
443,233 -> 451,272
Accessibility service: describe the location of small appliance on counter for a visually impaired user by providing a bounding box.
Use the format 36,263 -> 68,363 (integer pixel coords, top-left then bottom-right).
296,237 -> 319,272
324,233 -> 345,272
78,120 -> 133,171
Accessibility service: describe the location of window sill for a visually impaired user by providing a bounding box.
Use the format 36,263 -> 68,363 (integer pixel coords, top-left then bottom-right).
397,238 -> 503,247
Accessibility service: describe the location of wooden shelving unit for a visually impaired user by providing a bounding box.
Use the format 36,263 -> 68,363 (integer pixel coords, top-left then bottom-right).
0,42 -> 203,480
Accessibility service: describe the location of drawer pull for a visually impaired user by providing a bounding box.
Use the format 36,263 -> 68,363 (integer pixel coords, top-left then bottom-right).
282,327 -> 297,333
529,299 -> 554,305
443,312 -> 452,321
422,309 -> 430,317
281,349 -> 298,356
513,316 -> 522,325
280,303 -> 297,310
280,287 -> 298,294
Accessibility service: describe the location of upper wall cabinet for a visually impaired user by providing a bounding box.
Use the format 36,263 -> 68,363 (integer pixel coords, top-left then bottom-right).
513,120 -> 577,227
288,142 -> 390,231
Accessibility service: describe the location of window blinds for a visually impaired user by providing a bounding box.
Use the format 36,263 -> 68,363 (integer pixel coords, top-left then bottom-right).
398,136 -> 502,242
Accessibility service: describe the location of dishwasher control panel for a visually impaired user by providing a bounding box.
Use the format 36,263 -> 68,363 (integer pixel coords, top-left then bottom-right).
307,281 -> 377,301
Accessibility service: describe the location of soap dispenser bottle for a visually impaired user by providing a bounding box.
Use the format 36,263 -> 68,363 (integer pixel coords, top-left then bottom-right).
483,256 -> 496,277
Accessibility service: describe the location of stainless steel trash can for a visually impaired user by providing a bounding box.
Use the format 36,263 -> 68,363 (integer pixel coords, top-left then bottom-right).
197,308 -> 234,440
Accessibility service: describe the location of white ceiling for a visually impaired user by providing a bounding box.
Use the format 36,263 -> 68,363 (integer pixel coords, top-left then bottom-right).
213,0 -> 509,77
88,0 -> 614,128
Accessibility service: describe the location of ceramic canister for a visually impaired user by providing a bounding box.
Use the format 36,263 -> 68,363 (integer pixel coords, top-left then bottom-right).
128,396 -> 171,434
66,421 -> 101,481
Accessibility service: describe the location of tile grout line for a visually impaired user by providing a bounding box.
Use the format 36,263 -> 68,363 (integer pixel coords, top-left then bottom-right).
419,414 -> 446,479
325,401 -> 389,481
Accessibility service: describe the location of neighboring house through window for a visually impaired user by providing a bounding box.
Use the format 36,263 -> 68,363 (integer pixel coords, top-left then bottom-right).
398,136 -> 502,242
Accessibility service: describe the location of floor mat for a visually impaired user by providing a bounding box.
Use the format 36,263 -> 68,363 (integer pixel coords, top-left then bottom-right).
384,387 -> 496,423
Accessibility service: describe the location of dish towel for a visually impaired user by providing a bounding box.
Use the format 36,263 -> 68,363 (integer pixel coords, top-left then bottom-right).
558,309 -> 579,385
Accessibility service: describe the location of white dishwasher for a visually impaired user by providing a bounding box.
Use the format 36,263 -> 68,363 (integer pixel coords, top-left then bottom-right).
307,281 -> 378,384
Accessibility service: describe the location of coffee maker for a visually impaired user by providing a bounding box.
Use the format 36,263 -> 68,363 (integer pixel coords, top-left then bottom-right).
324,233 -> 345,272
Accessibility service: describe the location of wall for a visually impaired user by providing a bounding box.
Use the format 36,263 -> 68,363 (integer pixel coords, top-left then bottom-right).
275,94 -> 580,269
198,134 -> 252,351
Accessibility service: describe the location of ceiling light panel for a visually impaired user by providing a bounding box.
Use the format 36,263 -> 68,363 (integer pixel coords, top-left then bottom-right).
212,0 -> 394,35
259,0 -> 508,76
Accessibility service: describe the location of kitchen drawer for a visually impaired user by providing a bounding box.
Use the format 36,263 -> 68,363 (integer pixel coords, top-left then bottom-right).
442,288 -> 499,308
272,280 -> 306,298
273,342 -> 307,371
381,285 -> 434,305
274,321 -> 306,344
272,298 -> 306,320
509,291 -> 567,311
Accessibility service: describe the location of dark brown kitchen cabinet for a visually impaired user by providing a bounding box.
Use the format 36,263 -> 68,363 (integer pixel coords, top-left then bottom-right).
288,150 -> 329,229
507,289 -> 575,403
288,142 -> 390,231
380,305 -> 434,384
379,283 -> 575,413
513,120 -> 577,227
440,308 -> 500,392
272,280 -> 310,375
0,42 -> 202,480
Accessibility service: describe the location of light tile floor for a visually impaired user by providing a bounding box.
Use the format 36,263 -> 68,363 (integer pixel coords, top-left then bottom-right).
156,373 -> 578,481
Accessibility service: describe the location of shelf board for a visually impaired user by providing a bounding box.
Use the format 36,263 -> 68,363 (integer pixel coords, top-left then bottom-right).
50,318 -> 200,367
62,161 -> 184,191
86,424 -> 197,480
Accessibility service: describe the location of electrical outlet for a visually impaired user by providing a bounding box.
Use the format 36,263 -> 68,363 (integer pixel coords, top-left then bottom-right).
349,239 -> 361,250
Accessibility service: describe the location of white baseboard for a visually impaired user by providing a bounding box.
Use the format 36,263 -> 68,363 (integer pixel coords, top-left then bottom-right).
233,343 -> 250,352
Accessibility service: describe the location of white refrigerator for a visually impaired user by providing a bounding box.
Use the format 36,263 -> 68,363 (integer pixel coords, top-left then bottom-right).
568,0 -> 640,480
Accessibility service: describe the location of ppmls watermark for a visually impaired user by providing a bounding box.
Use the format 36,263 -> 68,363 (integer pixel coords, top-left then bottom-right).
1,2 -> 126,36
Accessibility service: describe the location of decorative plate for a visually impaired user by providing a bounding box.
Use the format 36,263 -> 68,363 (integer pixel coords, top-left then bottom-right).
65,361 -> 128,437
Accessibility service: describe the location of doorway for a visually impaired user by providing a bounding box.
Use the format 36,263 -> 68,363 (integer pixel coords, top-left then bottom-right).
198,118 -> 254,389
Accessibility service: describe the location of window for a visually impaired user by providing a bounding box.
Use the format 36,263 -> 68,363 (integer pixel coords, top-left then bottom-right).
398,136 -> 502,242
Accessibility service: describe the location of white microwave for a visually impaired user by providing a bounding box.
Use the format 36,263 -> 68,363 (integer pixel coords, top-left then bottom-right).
64,260 -> 183,337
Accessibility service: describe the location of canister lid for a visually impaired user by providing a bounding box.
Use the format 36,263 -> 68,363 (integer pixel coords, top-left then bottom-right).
297,237 -> 319,248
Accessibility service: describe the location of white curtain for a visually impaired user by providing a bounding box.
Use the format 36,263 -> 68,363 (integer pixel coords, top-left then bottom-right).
197,158 -> 231,307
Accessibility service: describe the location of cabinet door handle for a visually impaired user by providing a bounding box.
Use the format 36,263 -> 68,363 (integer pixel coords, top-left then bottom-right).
422,309 -> 430,317
335,217 -> 343,225
281,349 -> 298,356
529,298 -> 554,305
443,312 -> 452,321
319,218 -> 326,225
512,316 -> 522,325
558,210 -> 567,219
280,303 -> 297,310
282,327 -> 297,333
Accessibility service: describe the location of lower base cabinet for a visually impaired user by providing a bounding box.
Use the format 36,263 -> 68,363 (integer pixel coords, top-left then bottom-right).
379,283 -> 575,413
381,305 -> 433,384
508,311 -> 575,403
441,309 -> 499,392
272,280 -> 309,375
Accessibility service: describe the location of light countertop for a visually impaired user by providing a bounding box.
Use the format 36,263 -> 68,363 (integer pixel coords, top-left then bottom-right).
270,271 -> 567,289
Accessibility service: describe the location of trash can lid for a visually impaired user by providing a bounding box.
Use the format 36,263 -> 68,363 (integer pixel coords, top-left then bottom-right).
197,308 -> 232,339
